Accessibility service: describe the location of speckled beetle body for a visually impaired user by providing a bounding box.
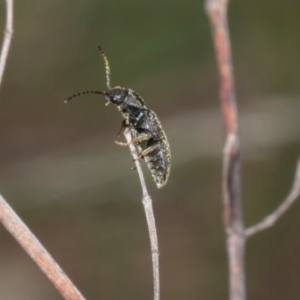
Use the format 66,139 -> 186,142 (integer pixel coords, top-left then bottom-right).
65,47 -> 171,188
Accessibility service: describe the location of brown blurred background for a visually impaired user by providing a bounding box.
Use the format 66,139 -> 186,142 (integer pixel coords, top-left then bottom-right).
0,0 -> 300,299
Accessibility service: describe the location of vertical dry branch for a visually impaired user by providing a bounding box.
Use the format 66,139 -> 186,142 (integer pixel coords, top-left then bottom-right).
123,128 -> 160,300
205,1 -> 246,300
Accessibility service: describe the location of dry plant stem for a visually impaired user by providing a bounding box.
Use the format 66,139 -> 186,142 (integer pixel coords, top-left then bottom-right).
0,0 -> 13,91
245,157 -> 300,237
205,1 -> 246,300
123,128 -> 160,300
0,194 -> 86,300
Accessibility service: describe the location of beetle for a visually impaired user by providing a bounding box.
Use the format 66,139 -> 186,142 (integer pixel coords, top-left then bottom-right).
65,46 -> 171,188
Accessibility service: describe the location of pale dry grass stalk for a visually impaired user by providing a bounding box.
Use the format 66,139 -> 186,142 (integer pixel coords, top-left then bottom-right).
123,127 -> 160,300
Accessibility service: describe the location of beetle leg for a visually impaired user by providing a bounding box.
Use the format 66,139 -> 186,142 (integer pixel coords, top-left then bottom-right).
115,140 -> 130,146
115,133 -> 150,146
134,144 -> 159,161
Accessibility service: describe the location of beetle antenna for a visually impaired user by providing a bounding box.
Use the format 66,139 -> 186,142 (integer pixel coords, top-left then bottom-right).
64,90 -> 109,103
98,46 -> 111,90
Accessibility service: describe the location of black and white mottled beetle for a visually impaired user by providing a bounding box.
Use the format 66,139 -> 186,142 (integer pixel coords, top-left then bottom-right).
65,47 -> 171,188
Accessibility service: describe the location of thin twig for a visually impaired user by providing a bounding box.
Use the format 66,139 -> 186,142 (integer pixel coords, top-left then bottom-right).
205,0 -> 246,300
0,194 -> 86,300
123,128 -> 160,300
245,157 -> 300,237
0,0 -> 13,91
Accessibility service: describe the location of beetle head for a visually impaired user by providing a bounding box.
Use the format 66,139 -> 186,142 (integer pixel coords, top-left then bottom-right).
108,87 -> 127,105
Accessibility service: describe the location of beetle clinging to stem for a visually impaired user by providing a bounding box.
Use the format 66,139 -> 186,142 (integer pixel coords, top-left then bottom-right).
65,46 -> 171,188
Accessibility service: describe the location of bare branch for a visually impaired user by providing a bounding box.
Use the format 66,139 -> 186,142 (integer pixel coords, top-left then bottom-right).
0,0 -> 13,91
245,157 -> 300,237
205,0 -> 246,299
123,128 -> 160,300
0,194 -> 86,300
